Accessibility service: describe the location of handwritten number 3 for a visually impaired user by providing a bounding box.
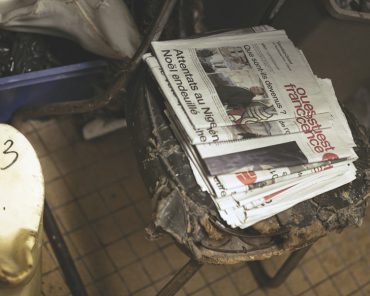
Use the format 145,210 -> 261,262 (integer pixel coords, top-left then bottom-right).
1,140 -> 19,170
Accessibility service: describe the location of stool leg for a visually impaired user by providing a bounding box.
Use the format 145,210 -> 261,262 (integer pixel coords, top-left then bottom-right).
248,245 -> 311,288
44,200 -> 88,296
157,259 -> 203,296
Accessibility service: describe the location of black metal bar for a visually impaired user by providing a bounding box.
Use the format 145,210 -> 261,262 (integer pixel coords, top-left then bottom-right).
157,259 -> 203,296
259,0 -> 287,25
15,0 -> 179,119
248,245 -> 311,288
43,200 -> 88,296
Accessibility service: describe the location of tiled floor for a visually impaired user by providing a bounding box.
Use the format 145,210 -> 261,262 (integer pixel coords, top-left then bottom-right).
19,117 -> 370,296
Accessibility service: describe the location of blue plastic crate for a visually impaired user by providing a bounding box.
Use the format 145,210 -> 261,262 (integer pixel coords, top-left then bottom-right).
0,60 -> 108,122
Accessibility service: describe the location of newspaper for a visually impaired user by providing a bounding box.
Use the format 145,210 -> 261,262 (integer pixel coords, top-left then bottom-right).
144,53 -> 333,145
151,30 -> 336,129
219,163 -> 356,228
216,158 -> 346,191
196,78 -> 357,175
214,160 -> 352,210
147,27 -> 358,229
209,158 -> 348,197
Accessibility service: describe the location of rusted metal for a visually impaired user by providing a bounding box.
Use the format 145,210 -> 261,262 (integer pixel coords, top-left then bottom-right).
248,245 -> 312,288
157,259 -> 203,296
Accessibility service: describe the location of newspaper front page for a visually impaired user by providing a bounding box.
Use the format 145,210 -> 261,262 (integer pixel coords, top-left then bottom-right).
148,27 -> 358,229
144,53 -> 333,145
196,78 -> 357,175
151,30 -> 336,136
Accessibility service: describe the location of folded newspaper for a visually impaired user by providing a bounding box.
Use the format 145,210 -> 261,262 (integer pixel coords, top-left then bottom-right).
144,26 -> 358,228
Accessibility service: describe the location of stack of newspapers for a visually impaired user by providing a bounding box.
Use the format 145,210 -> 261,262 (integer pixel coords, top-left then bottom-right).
144,26 -> 358,228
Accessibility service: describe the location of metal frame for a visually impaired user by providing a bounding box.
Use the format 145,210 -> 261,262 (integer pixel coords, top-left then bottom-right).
157,259 -> 203,296
44,200 -> 88,296
248,245 -> 312,288
156,245 -> 311,296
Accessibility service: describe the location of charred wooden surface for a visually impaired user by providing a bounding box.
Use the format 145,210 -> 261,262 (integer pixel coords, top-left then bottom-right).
126,67 -> 370,264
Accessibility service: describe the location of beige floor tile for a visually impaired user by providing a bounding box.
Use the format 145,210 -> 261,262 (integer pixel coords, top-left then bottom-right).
64,167 -> 98,197
30,118 -> 57,131
68,226 -> 101,256
210,277 -> 239,296
265,284 -> 292,296
184,271 -> 207,293
74,259 -> 93,285
54,202 -> 86,232
106,239 -> 138,268
100,181 -> 132,211
78,193 -> 109,221
156,234 -> 175,248
318,249 -> 345,276
127,231 -> 159,257
162,244 -> 189,270
90,156 -> 128,187
285,268 -> 311,295
299,290 -> 317,296
51,145 -> 85,175
174,289 -> 187,296
83,250 -> 115,280
57,117 -> 81,143
201,264 -> 227,283
313,280 -> 339,296
331,270 -> 358,295
154,275 -> 173,291
73,141 -> 101,167
39,155 -> 61,182
349,259 -> 370,286
120,262 -> 152,293
134,199 -> 154,226
62,233 -> 80,259
229,266 -> 258,294
85,284 -> 101,296
94,129 -> 130,156
336,239 -> 362,264
142,252 -> 173,282
300,246 -> 317,263
26,132 -> 47,156
95,274 -> 129,296
42,270 -> 71,296
122,173 -> 150,202
42,244 -> 58,273
356,231 -> 370,258
15,119 -> 35,134
361,283 -> 370,296
132,286 -> 157,296
113,206 -> 144,235
301,257 -> 328,285
246,289 -> 267,296
191,287 -> 214,296
38,123 -> 69,151
92,216 -> 122,245
312,236 -> 331,254
45,178 -> 74,208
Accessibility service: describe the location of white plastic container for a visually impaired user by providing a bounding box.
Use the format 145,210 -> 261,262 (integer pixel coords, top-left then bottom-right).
0,124 -> 44,296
